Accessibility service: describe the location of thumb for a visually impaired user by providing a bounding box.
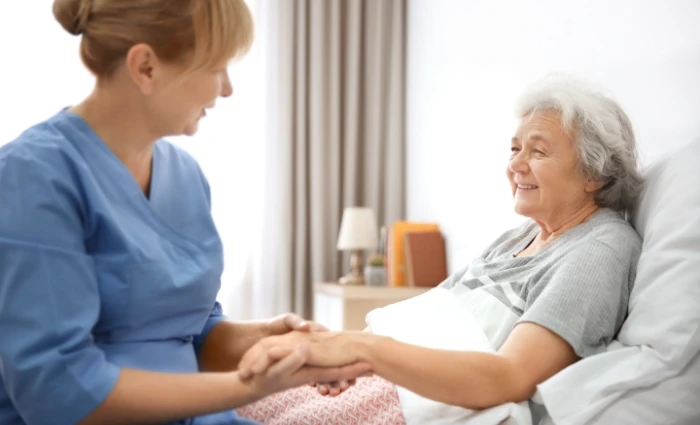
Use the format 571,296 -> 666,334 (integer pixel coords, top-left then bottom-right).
284,314 -> 312,332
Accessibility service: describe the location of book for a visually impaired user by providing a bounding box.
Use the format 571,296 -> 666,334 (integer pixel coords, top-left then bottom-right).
388,221 -> 440,286
404,230 -> 448,287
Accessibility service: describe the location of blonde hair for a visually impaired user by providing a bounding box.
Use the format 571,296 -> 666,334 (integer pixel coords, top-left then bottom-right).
53,0 -> 254,77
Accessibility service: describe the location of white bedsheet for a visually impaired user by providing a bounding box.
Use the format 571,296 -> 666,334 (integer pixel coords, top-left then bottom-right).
366,287 -> 532,425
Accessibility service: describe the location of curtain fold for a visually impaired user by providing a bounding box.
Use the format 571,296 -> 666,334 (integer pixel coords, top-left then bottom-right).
250,0 -> 406,318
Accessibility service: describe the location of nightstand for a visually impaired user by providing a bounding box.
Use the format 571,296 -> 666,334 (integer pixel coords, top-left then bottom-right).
312,282 -> 431,331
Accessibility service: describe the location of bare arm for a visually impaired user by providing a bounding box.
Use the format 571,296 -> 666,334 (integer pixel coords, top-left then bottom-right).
199,314 -> 324,372
240,322 -> 578,410
80,348 -> 372,425
354,323 -> 578,409
199,320 -> 278,372
78,369 -> 257,425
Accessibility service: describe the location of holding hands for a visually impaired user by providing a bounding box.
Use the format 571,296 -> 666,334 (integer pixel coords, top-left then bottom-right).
238,341 -> 370,397
240,319 -> 374,397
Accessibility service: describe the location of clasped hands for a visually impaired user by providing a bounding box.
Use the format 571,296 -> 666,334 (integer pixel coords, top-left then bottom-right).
240,314 -> 372,397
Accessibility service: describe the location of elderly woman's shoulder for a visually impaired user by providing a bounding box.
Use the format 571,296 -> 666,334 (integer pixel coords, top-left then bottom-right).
580,208 -> 641,259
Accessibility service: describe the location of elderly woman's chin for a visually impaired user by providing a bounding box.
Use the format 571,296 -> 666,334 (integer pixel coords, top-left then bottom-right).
513,199 -> 538,219
509,185 -> 538,214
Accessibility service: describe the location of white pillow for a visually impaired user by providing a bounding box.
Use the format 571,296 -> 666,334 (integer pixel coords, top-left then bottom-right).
624,137 -> 700,364
366,288 -> 493,352
537,138 -> 700,425
366,288 -> 532,425
563,350 -> 700,425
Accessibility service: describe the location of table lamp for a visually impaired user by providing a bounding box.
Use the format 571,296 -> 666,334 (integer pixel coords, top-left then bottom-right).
336,207 -> 378,285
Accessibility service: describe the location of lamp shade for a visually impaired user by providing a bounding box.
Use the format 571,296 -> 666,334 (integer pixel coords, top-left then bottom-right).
337,207 -> 378,250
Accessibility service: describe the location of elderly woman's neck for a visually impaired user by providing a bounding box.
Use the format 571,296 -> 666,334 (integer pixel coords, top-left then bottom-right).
536,202 -> 601,242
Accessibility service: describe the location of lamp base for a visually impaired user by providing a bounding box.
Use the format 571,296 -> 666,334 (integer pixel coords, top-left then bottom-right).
338,273 -> 365,286
338,249 -> 365,285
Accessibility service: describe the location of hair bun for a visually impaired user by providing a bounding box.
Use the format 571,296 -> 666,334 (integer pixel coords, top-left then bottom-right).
53,0 -> 89,36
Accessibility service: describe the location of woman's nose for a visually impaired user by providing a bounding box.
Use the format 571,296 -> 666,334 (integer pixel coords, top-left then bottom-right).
509,153 -> 529,174
220,71 -> 233,98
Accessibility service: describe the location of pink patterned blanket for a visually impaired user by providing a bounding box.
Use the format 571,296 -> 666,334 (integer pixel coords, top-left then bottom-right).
236,375 -> 407,425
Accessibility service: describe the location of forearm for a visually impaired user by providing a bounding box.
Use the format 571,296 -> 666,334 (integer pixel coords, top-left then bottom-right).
199,320 -> 280,372
79,368 -> 260,425
354,336 -> 529,410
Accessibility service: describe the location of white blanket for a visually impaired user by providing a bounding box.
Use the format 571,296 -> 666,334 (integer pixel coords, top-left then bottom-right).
366,287 -> 532,425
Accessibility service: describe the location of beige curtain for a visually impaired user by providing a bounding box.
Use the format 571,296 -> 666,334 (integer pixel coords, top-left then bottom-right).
255,0 -> 406,318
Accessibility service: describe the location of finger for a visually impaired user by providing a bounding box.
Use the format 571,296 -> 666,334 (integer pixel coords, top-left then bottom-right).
317,383 -> 329,395
243,345 -> 291,378
282,313 -> 328,333
282,314 -> 306,331
238,345 -> 265,380
239,366 -> 251,381
295,322 -> 312,332
309,382 -> 317,387
339,380 -> 349,392
267,344 -> 309,379
306,322 -> 329,332
329,382 -> 341,397
238,336 -> 279,379
251,346 -> 294,375
337,362 -> 373,381
292,319 -> 329,333
298,361 -> 372,384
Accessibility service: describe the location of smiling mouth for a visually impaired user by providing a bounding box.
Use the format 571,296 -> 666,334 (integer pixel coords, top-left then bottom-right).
517,184 -> 538,190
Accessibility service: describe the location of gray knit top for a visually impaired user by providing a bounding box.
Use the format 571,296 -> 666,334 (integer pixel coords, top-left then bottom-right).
440,208 -> 641,358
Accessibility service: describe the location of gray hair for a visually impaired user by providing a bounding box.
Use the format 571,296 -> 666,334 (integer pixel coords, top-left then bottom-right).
514,74 -> 643,213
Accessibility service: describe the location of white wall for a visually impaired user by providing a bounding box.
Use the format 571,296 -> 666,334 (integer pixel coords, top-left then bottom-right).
0,3 -> 94,140
406,0 -> 700,271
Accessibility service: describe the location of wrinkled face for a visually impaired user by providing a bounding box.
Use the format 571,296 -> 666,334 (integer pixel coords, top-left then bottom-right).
148,60 -> 233,137
507,110 -> 597,224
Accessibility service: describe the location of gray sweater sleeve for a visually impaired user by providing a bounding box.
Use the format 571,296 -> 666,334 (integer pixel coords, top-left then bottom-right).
519,236 -> 639,358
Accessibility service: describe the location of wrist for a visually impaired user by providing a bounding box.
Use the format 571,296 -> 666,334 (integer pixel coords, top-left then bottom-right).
352,332 -> 387,364
230,371 -> 265,407
263,317 -> 287,337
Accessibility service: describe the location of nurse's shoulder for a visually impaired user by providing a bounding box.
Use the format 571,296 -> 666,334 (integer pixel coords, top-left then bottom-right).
1,112 -> 88,179
0,114 -> 91,251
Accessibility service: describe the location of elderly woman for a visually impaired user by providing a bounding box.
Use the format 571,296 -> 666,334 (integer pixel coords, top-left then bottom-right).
235,74 -> 643,425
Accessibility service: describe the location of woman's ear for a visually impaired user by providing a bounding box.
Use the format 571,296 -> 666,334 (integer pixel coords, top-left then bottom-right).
585,178 -> 608,193
125,43 -> 159,95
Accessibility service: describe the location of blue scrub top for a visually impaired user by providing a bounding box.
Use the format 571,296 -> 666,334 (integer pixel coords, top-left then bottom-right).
0,111 -> 259,425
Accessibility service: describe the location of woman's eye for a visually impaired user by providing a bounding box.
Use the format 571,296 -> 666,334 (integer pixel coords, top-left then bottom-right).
533,149 -> 544,156
510,147 -> 519,153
